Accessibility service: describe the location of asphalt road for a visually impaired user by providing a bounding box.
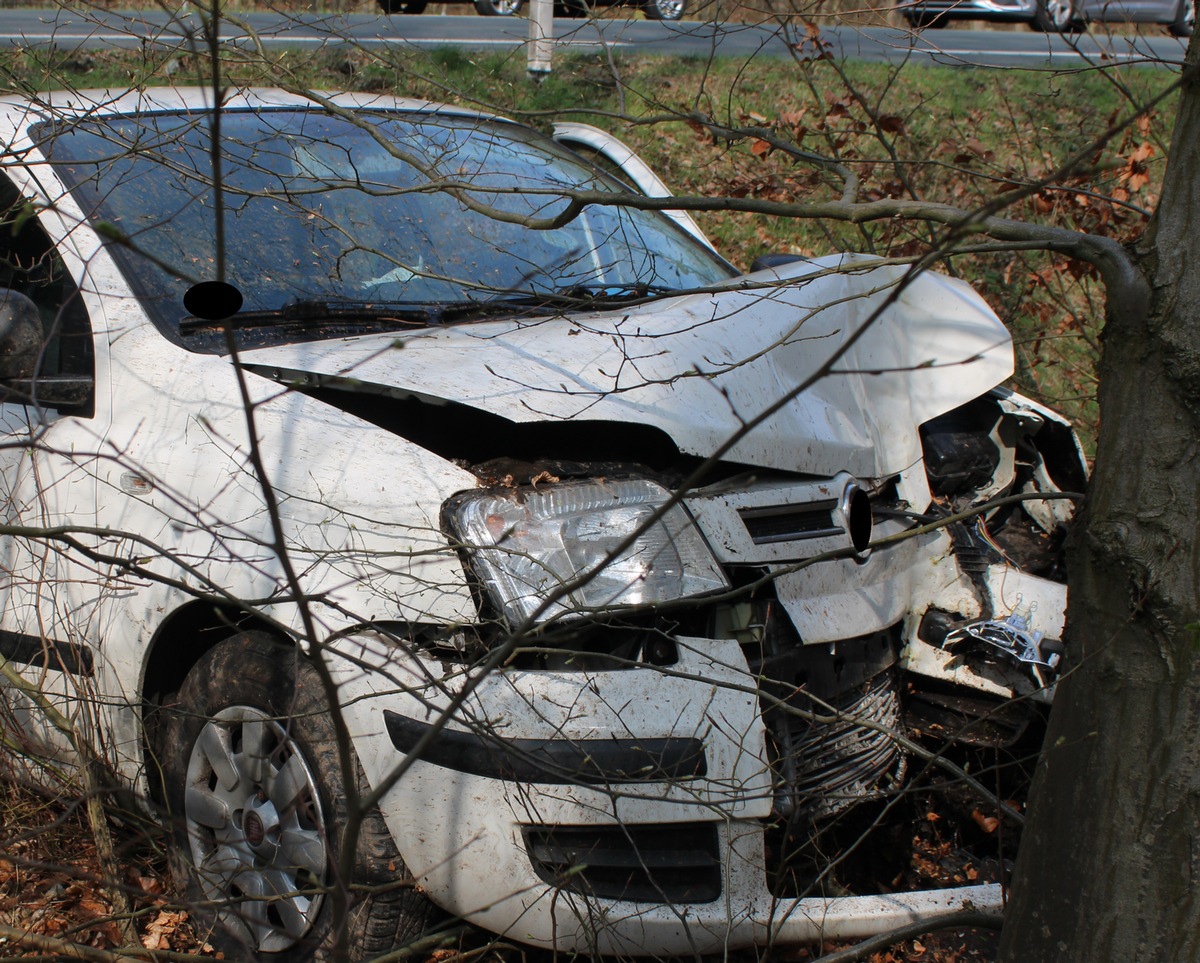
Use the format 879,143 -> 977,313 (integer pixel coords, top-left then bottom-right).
0,6 -> 1189,69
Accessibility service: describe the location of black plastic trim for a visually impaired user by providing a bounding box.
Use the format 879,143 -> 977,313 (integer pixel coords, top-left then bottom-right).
0,629 -> 94,676
384,710 -> 706,784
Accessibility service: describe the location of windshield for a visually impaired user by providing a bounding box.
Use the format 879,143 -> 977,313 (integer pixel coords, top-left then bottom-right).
38,107 -> 736,351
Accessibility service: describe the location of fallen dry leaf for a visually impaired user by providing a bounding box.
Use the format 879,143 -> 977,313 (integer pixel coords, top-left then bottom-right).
971,809 -> 1000,833
529,470 -> 560,488
142,908 -> 188,951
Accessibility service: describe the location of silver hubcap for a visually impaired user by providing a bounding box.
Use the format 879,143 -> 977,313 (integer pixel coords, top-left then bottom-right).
655,0 -> 684,15
1045,0 -> 1071,27
184,707 -> 327,952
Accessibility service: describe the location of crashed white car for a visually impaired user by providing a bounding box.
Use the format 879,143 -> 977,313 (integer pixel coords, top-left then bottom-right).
0,88 -> 1083,958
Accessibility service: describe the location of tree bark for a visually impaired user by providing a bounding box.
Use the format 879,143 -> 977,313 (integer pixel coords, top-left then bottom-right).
999,32 -> 1200,961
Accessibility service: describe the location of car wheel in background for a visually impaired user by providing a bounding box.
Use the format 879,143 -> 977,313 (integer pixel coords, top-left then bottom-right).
642,0 -> 687,19
1169,0 -> 1194,36
903,10 -> 948,27
1030,0 -> 1084,31
377,0 -> 428,12
474,0 -> 524,14
161,633 -> 433,961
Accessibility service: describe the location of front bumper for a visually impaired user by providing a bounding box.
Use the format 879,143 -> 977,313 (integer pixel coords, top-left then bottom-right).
335,634 -> 1001,955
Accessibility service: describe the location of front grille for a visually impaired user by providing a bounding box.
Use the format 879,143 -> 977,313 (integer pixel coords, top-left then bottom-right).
739,502 -> 840,544
523,823 -> 721,904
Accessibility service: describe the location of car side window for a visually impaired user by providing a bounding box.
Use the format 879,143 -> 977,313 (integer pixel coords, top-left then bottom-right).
0,174 -> 94,417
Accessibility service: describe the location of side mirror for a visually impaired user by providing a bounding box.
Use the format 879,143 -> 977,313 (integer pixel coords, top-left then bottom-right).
749,253 -> 808,273
0,287 -> 44,380
0,288 -> 90,410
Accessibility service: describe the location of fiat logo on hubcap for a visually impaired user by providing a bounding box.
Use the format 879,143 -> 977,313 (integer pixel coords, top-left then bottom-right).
244,810 -> 266,847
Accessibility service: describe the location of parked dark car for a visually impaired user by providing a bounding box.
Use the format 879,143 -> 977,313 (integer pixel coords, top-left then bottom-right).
901,0 -> 1192,34
378,0 -> 687,19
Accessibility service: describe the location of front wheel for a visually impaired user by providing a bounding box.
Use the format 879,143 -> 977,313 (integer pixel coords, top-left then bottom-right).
161,633 -> 432,961
642,0 -> 686,19
1169,0 -> 1194,36
474,0 -> 524,14
1030,0 -> 1084,31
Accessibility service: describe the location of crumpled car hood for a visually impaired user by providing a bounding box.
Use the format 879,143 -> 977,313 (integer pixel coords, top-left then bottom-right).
239,256 -> 1013,479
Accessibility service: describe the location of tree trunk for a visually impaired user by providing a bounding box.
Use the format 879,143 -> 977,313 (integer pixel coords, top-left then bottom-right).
999,33 -> 1200,961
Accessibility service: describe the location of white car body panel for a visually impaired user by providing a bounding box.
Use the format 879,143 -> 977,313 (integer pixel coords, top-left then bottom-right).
238,255 -> 1013,480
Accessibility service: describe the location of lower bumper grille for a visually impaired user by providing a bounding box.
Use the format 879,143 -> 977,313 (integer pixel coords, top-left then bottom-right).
523,823 -> 721,904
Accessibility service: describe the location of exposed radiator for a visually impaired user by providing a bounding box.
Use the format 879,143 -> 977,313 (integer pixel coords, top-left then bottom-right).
772,672 -> 907,822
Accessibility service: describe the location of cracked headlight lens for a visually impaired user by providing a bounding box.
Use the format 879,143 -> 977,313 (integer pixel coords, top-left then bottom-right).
446,478 -> 729,626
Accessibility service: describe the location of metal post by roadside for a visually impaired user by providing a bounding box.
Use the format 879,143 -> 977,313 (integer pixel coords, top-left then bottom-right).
528,0 -> 553,75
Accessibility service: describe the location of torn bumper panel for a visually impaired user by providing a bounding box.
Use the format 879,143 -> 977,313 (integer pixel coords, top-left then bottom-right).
347,636 -> 1003,954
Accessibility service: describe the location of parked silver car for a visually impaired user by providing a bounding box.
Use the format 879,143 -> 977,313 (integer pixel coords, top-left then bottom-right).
377,0 -> 687,20
902,0 -> 1192,34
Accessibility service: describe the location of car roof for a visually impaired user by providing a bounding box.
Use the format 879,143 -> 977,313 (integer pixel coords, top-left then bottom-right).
0,87 -> 496,131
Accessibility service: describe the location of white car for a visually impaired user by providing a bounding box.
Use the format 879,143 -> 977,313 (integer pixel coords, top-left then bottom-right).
0,88 -> 1082,959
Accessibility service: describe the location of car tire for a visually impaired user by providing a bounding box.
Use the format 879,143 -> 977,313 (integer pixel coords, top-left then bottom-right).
642,0 -> 687,19
1169,0 -> 1194,36
161,632 -> 433,962
1030,0 -> 1084,31
554,0 -> 587,14
474,0 -> 524,14
377,0 -> 428,12
903,10 -> 947,27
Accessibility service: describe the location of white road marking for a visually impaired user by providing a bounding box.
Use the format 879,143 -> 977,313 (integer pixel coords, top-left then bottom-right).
10,29 -> 629,48
906,44 -> 1168,61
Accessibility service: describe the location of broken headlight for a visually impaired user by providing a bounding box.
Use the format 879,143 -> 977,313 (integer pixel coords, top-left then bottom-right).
446,478 -> 729,626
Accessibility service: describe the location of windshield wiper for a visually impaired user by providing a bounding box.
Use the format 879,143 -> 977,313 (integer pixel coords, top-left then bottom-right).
510,283 -> 683,309
179,288 -> 679,334
555,283 -> 680,304
433,295 -> 577,324
179,299 -> 441,333
435,285 -> 681,323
